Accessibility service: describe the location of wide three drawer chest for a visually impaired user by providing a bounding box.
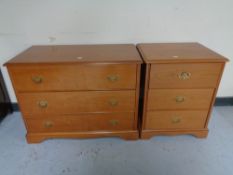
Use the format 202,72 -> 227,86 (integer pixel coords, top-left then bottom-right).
5,44 -> 142,143
137,43 -> 228,139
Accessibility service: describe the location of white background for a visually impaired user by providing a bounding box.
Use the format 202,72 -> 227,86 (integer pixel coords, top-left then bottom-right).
0,0 -> 232,102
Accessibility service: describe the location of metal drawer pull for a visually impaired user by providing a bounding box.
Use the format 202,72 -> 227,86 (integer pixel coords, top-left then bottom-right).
171,117 -> 181,124
108,99 -> 118,107
107,75 -> 119,82
178,72 -> 191,80
32,76 -> 43,84
44,121 -> 53,128
109,120 -> 119,126
38,100 -> 48,108
175,96 -> 185,103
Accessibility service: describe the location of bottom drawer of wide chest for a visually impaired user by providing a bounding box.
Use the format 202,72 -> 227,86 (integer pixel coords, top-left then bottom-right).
145,110 -> 208,130
25,113 -> 135,133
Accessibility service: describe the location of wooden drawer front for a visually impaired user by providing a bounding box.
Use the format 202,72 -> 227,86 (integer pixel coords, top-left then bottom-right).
25,113 -> 134,132
18,91 -> 135,115
147,89 -> 214,110
9,64 -> 137,91
149,63 -> 222,88
145,110 -> 208,129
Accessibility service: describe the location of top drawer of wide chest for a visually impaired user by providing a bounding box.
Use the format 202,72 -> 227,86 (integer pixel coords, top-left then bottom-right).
149,63 -> 223,88
8,64 -> 138,91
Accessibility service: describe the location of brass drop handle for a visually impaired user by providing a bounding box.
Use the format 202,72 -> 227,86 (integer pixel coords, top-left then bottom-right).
38,100 -> 48,108
175,96 -> 185,103
171,117 -> 181,124
109,120 -> 119,126
178,72 -> 191,80
44,121 -> 53,128
32,76 -> 43,84
107,75 -> 119,82
108,99 -> 118,107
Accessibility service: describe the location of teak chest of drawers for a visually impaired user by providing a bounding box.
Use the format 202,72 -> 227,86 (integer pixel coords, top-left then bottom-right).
5,44 -> 142,143
137,43 -> 228,139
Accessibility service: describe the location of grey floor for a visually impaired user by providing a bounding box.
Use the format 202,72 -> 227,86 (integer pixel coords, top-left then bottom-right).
0,107 -> 233,175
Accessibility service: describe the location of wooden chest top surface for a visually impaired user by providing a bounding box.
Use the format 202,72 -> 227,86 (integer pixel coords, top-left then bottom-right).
137,43 -> 228,63
5,44 -> 142,65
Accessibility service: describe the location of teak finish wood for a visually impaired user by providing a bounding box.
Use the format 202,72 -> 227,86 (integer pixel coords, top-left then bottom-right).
145,110 -> 208,129
26,131 -> 139,144
8,64 -> 137,91
137,42 -> 228,139
18,91 -> 135,115
141,129 -> 209,139
133,65 -> 141,130
137,43 -> 228,63
147,89 -> 214,110
5,44 -> 142,64
25,113 -> 134,133
5,44 -> 142,143
149,63 -> 222,88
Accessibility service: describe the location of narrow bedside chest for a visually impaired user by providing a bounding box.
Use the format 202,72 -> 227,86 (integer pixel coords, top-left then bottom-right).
5,44 -> 142,143
137,43 -> 228,139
